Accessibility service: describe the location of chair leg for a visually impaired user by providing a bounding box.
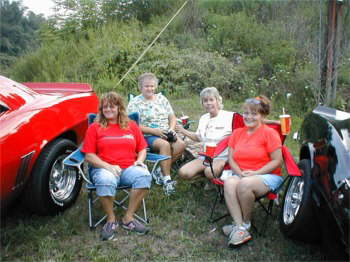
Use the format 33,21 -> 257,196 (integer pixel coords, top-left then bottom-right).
132,198 -> 148,224
209,189 -> 221,221
252,199 -> 274,236
114,189 -> 149,224
142,198 -> 148,223
88,190 -> 94,230
209,186 -> 229,223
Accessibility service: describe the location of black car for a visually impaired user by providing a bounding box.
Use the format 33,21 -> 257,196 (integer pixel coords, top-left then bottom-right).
279,105 -> 350,260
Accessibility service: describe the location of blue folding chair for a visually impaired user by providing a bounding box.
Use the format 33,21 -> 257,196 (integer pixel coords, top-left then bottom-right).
63,113 -> 170,229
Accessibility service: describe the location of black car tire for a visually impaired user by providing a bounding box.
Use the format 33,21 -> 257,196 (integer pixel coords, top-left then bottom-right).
279,159 -> 320,242
24,138 -> 82,215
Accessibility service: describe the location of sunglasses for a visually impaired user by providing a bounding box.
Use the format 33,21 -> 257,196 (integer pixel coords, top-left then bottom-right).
245,98 -> 261,105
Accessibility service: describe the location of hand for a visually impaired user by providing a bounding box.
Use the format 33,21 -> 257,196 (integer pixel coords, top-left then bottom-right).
241,170 -> 257,177
134,160 -> 147,169
168,129 -> 177,138
175,124 -> 185,134
154,128 -> 167,139
108,164 -> 122,176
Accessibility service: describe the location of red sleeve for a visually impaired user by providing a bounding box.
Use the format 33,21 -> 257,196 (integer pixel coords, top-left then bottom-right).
129,121 -> 147,152
265,127 -> 282,153
81,123 -> 98,154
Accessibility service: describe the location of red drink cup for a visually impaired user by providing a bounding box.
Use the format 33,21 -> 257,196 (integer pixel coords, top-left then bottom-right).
280,114 -> 291,135
181,116 -> 189,126
205,143 -> 216,158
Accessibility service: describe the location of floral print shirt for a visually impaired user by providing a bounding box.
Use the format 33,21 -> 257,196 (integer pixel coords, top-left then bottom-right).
127,93 -> 174,134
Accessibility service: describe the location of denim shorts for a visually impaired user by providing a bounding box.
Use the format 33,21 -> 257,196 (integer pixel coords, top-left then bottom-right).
90,165 -> 152,197
144,135 -> 161,148
229,173 -> 283,191
260,174 -> 283,191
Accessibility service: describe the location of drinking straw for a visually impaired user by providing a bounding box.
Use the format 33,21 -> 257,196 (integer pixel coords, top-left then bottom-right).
282,107 -> 285,115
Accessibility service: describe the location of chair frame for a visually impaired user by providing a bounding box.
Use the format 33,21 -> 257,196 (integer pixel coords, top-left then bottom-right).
202,113 -> 301,234
63,113 -> 170,229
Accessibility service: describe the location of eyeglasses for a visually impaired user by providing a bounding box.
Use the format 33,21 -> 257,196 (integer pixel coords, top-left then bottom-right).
245,98 -> 261,105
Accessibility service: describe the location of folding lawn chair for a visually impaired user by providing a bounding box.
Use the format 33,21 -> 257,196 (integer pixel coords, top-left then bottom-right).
201,113 -> 301,234
63,113 -> 170,229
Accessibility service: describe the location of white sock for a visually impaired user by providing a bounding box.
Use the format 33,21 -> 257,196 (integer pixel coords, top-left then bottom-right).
243,221 -> 251,230
163,175 -> 171,182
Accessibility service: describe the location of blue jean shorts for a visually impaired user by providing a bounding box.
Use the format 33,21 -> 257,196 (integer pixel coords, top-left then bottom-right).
90,165 -> 152,197
229,173 -> 283,191
259,174 -> 283,191
144,135 -> 161,148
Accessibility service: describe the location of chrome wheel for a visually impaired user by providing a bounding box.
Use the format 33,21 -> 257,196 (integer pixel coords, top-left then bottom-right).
49,154 -> 77,204
283,176 -> 304,225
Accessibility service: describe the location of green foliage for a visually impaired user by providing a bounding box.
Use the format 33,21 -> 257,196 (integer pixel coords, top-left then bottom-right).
8,0 -> 350,112
0,0 -> 45,69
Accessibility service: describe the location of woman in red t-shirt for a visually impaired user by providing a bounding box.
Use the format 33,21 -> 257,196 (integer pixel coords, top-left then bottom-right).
223,96 -> 283,247
82,92 -> 151,240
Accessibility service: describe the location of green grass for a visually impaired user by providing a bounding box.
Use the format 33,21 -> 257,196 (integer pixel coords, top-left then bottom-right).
1,96 -> 323,261
1,181 -> 324,261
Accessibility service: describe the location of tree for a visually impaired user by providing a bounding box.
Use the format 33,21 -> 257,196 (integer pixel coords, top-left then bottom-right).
0,0 -> 45,68
320,0 -> 346,107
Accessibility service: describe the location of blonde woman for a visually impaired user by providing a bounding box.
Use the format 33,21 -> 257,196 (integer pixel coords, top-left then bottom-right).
176,87 -> 234,181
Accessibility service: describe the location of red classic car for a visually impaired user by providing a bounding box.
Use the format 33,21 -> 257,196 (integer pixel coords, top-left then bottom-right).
0,76 -> 99,215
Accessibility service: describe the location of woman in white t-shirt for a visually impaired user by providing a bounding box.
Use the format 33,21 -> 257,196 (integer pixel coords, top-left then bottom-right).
176,87 -> 233,180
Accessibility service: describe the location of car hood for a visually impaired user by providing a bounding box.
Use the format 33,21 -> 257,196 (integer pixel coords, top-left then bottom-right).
22,82 -> 94,95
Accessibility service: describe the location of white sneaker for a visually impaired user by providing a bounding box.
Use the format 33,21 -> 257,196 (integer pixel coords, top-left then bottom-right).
163,180 -> 177,195
222,221 -> 251,236
228,226 -> 252,247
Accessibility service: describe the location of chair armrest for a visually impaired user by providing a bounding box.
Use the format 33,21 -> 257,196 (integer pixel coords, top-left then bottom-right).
211,178 -> 224,186
198,152 -> 214,163
63,148 -> 94,184
282,146 -> 302,176
146,152 -> 170,162
63,148 -> 85,168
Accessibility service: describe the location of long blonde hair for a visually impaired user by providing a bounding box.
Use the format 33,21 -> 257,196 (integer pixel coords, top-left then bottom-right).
96,92 -> 129,129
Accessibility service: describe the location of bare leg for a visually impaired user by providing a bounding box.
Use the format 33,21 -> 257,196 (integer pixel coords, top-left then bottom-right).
152,139 -> 172,176
123,188 -> 149,223
99,196 -> 116,222
170,137 -> 186,162
224,177 -> 244,225
178,159 -> 206,180
203,159 -> 226,179
237,176 -> 270,222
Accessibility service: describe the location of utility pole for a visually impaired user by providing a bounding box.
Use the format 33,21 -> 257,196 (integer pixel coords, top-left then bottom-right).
320,0 -> 344,106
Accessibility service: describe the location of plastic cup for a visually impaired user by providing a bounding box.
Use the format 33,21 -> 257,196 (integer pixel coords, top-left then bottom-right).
205,142 -> 217,158
180,116 -> 189,125
280,114 -> 291,135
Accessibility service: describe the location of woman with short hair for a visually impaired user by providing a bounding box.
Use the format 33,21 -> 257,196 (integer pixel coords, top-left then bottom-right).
127,73 -> 186,195
176,87 -> 234,180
